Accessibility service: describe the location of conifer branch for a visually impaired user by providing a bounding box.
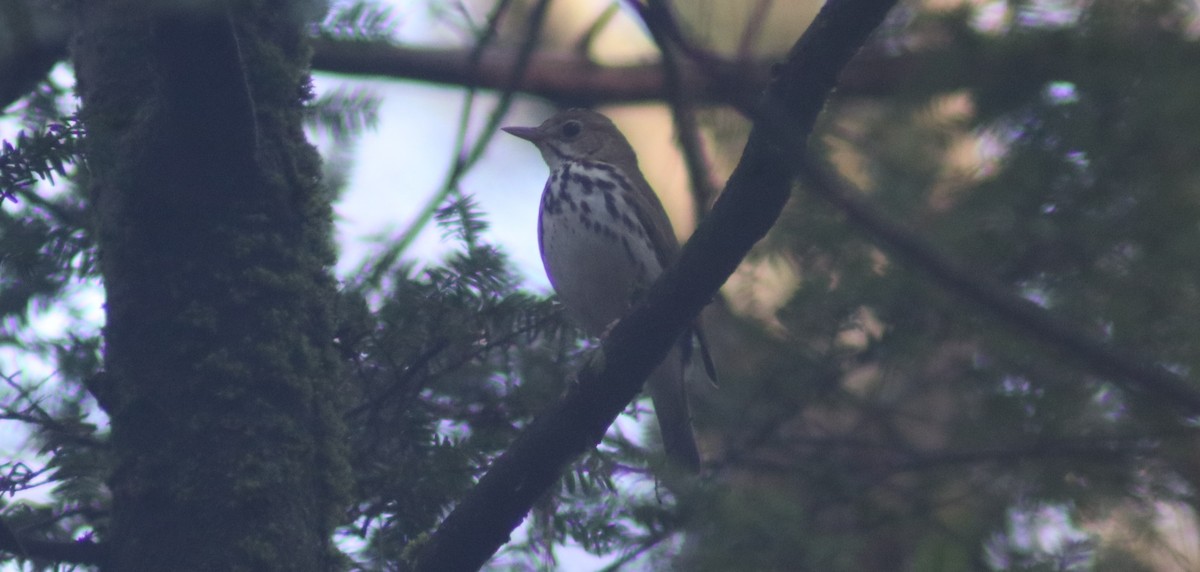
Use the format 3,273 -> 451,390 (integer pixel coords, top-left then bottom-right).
0,118 -> 84,204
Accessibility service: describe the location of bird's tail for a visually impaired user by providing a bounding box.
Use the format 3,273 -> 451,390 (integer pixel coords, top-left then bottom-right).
647,337 -> 701,472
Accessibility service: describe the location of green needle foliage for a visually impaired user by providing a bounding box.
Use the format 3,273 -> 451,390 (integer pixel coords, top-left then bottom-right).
6,0 -> 1200,570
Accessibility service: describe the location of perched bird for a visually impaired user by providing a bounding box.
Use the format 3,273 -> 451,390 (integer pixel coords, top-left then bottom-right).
503,109 -> 716,471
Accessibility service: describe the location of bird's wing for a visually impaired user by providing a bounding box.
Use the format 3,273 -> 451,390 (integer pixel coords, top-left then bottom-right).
621,170 -> 681,272
622,170 -> 719,385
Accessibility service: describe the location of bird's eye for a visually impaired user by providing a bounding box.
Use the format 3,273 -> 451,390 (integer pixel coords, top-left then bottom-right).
561,121 -> 582,138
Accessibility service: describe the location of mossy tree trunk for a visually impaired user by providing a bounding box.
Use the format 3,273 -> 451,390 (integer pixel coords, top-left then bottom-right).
73,1 -> 349,569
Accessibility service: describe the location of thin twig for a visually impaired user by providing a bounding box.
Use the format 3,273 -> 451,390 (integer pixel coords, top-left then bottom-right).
737,0 -> 775,60
575,3 -> 621,58
633,0 -> 720,217
795,156 -> 1200,415
359,0 -> 553,288
596,526 -> 675,572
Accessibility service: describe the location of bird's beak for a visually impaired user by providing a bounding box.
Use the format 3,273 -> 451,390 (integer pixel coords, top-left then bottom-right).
501,126 -> 543,142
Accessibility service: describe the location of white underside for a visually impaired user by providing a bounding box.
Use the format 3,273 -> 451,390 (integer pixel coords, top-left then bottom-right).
540,165 -> 662,335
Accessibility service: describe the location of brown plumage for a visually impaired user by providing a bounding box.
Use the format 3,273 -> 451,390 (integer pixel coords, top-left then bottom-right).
503,109 -> 716,471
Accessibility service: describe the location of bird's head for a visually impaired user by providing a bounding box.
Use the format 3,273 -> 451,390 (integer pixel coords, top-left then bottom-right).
502,109 -> 638,171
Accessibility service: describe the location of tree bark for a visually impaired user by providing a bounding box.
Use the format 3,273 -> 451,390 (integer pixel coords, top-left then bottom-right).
73,1 -> 349,569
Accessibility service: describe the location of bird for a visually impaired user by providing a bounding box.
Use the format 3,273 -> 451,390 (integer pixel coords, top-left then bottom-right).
502,109 -> 716,471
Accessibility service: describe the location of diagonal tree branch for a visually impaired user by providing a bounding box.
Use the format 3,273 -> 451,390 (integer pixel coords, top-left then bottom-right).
795,157 -> 1200,415
411,0 -> 899,570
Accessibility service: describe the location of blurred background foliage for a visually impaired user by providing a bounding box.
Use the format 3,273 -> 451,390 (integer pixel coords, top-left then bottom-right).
4,0 -> 1200,570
